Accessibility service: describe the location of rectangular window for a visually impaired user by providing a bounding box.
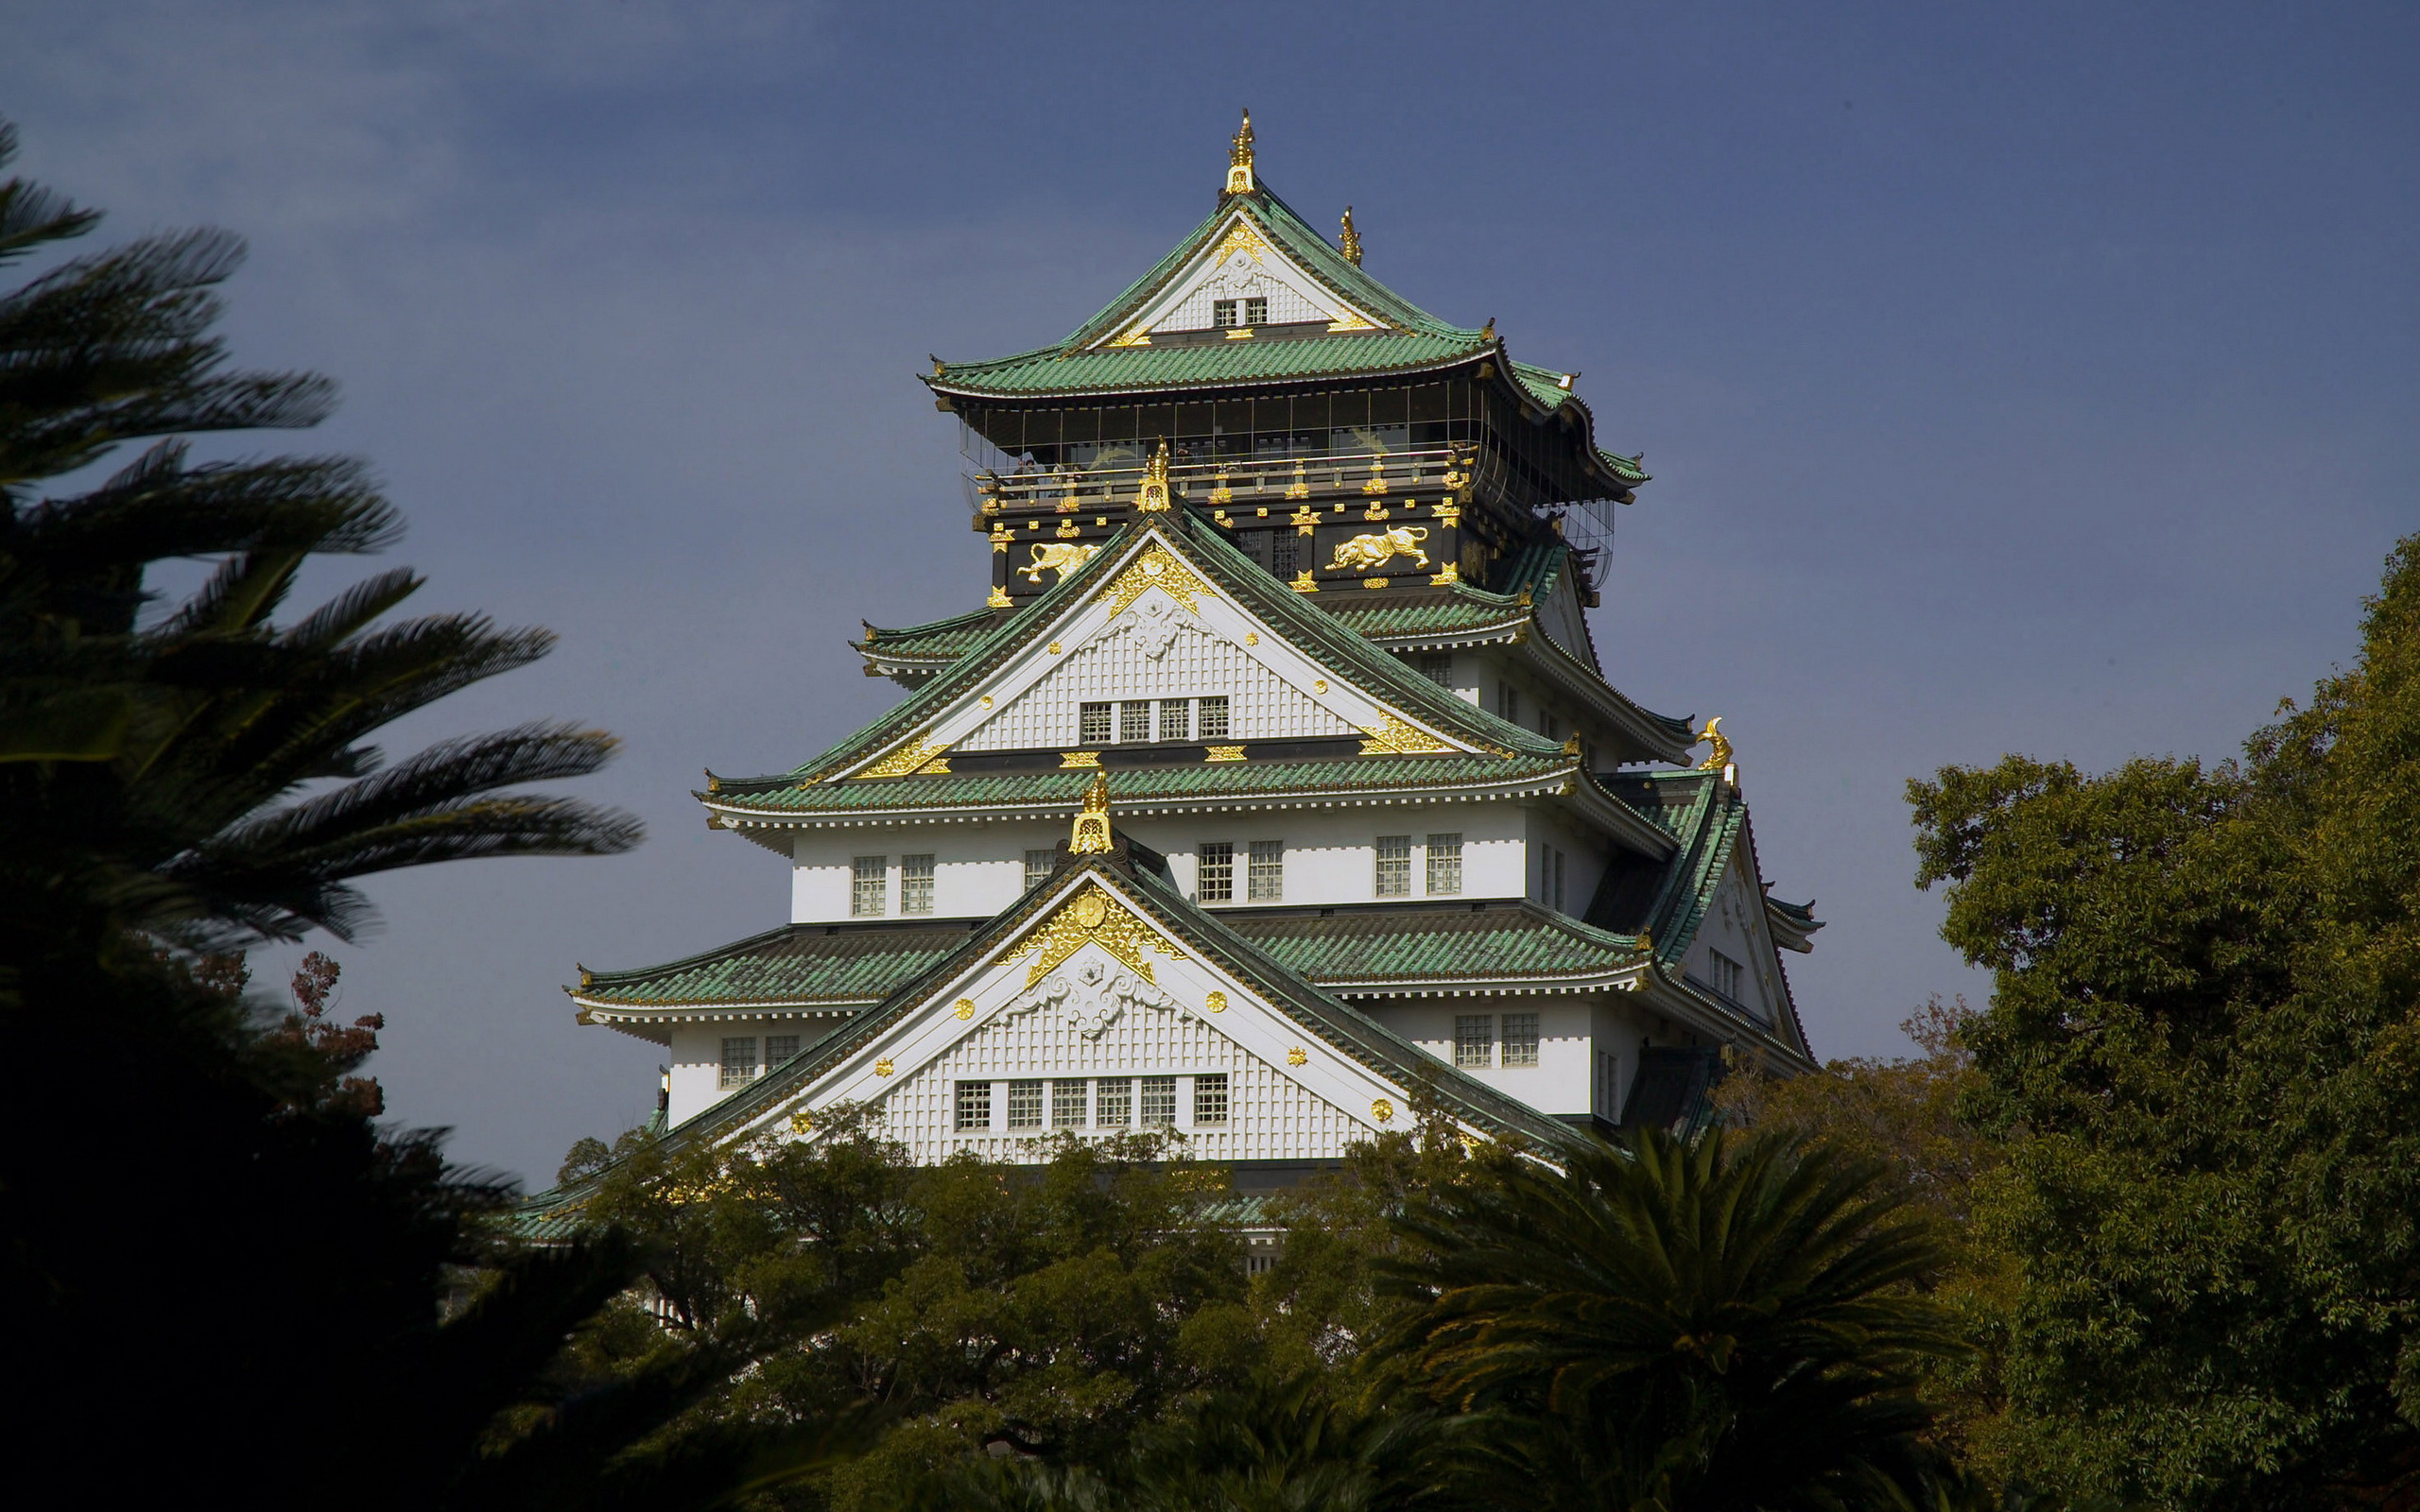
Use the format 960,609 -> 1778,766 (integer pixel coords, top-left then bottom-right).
1426,833 -> 1463,896
1553,849 -> 1566,913
900,853 -> 935,916
1708,949 -> 1743,1001
1119,699 -> 1152,743
1495,681 -> 1520,724
1006,1078 -> 1044,1129
1248,840 -> 1284,902
1193,1073 -> 1230,1126
1418,652 -> 1453,687
1140,1075 -> 1178,1126
1052,1077 -> 1088,1128
1374,834 -> 1412,898
955,1080 -> 993,1131
1159,698 -> 1190,743
1270,534 -> 1298,576
719,1037 -> 759,1090
1454,1015 -> 1493,1070
1025,848 -> 1056,891
1213,298 -> 1238,328
851,855 -> 887,918
1197,842 -> 1235,902
1080,701 -> 1112,745
1198,696 -> 1231,739
764,1034 -> 800,1067
1502,1012 -> 1540,1068
1242,296 -> 1268,326
1097,1077 -> 1132,1127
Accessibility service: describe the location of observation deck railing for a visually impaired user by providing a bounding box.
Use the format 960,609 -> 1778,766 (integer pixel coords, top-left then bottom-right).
965,443 -> 1471,518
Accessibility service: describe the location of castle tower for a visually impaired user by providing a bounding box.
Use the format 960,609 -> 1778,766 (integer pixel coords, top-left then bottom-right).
552,120 -> 1821,1189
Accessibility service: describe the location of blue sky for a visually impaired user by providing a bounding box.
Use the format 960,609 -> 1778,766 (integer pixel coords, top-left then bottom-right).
9,2 -> 2414,1183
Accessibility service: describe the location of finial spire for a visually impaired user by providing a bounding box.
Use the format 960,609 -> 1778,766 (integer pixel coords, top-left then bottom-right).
1340,205 -> 1361,266
1225,109 -> 1255,196
1069,771 -> 1115,853
1133,439 -> 1172,513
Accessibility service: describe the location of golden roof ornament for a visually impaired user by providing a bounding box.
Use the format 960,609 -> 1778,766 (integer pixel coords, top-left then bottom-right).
1480,317 -> 1496,342
1225,109 -> 1255,196
1695,716 -> 1735,772
1134,439 -> 1172,512
1069,770 -> 1115,853
1340,205 -> 1362,266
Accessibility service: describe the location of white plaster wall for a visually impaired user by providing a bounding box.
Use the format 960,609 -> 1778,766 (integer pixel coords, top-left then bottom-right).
666,1015 -> 844,1125
1361,996 -> 1596,1116
1687,851 -> 1780,1026
792,822 -> 1067,923
1523,806 -> 1605,919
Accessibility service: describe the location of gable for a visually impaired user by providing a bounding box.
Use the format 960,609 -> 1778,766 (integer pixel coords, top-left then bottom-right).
839,530 -> 1474,777
1095,209 -> 1389,347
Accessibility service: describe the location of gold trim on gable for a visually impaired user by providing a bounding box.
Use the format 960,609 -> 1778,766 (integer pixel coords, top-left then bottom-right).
1000,882 -> 1185,988
854,734 -> 950,780
1094,544 -> 1218,618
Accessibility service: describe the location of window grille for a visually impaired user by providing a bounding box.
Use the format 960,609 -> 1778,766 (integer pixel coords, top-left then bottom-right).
1080,701 -> 1112,744
1097,1077 -> 1132,1127
1553,849 -> 1566,912
1503,1013 -> 1541,1068
1213,299 -> 1238,327
1374,835 -> 1412,898
1454,1015 -> 1493,1070
1418,652 -> 1453,687
1193,1074 -> 1230,1125
1006,1079 -> 1044,1129
1197,842 -> 1235,902
1270,534 -> 1298,576
1052,1078 -> 1088,1128
1707,949 -> 1743,1001
1426,833 -> 1463,896
1140,1075 -> 1178,1126
1247,840 -> 1284,902
1159,698 -> 1190,742
1119,699 -> 1151,743
851,856 -> 887,917
764,1034 -> 800,1066
1198,696 -> 1231,739
1242,297 -> 1268,325
1495,681 -> 1519,724
1025,849 -> 1056,891
900,853 -> 935,915
955,1081 -> 993,1131
719,1037 -> 759,1089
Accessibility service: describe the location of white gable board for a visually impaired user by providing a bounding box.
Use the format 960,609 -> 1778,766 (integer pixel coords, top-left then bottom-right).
1090,211 -> 1388,346
721,870 -> 1451,1163
1694,847 -> 1788,1032
846,529 -> 1471,775
958,585 -> 1356,750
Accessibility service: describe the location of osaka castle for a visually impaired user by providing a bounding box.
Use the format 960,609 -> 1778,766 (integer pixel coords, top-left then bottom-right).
551,115 -> 1820,1188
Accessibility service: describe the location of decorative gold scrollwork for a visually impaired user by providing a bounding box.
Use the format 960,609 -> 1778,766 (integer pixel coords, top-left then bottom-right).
855,734 -> 949,780
1358,713 -> 1453,756
1093,545 -> 1216,617
1001,881 -> 1183,988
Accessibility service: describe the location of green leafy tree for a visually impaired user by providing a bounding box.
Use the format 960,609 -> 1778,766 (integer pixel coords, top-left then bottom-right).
0,121 -> 866,1506
1907,535 -> 2420,1509
1379,1127 -> 1965,1512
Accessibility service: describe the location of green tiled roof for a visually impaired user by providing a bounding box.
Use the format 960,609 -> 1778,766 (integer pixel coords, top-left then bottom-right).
1231,902 -> 1643,983
578,920 -> 982,1006
712,752 -> 1570,817
858,608 -> 999,663
1316,589 -> 1530,639
930,330 -> 1488,402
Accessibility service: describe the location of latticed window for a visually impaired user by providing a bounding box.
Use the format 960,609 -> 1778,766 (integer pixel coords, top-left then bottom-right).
1119,699 -> 1151,743
1198,696 -> 1231,739
1706,950 -> 1743,1001
1025,849 -> 1056,891
1374,835 -> 1412,898
764,1034 -> 800,1067
851,856 -> 887,917
1242,297 -> 1267,325
1197,842 -> 1234,903
1052,1078 -> 1088,1128
1248,840 -> 1284,902
1270,534 -> 1298,576
1080,701 -> 1112,745
955,1081 -> 993,1131
1426,833 -> 1463,895
1006,1079 -> 1044,1129
1193,1074 -> 1229,1126
1502,1013 -> 1541,1068
900,853 -> 935,916
1495,681 -> 1519,724
1097,1077 -> 1132,1127
719,1037 -> 758,1090
1213,299 -> 1238,328
1418,652 -> 1453,687
1140,1075 -> 1178,1126
1159,698 -> 1190,742
1454,1015 -> 1493,1070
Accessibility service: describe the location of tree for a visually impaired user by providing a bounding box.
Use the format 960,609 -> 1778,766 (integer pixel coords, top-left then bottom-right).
1907,534 -> 2420,1509
1378,1127 -> 1965,1512
0,119 -> 864,1506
